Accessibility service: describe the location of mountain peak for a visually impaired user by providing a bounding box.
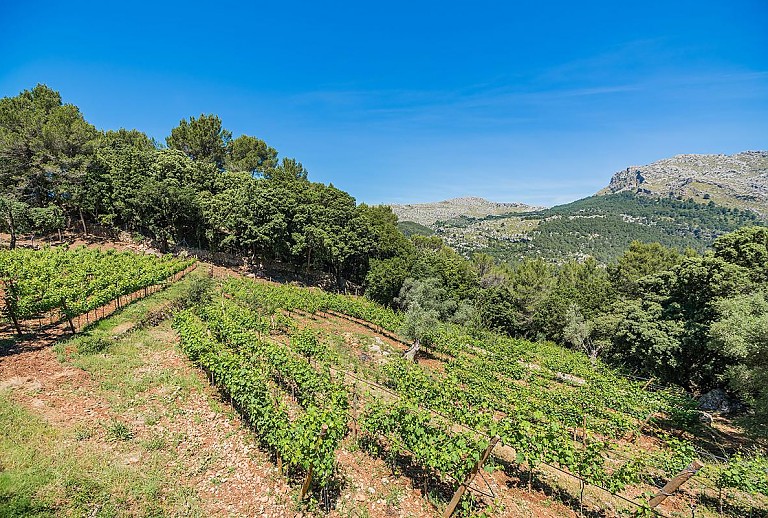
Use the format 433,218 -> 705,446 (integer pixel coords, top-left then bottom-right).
389,197 -> 540,226
599,151 -> 768,214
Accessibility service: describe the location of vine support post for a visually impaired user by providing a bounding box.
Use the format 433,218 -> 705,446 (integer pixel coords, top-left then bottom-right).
60,298 -> 76,334
443,435 -> 500,518
3,279 -> 23,336
351,382 -> 359,442
300,424 -> 329,501
648,459 -> 704,508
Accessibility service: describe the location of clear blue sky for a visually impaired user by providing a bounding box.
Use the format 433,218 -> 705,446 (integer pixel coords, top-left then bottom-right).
1,1 -> 766,206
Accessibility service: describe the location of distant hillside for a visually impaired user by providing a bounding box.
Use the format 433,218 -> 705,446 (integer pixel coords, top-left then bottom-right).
391,153 -> 768,264
390,196 -> 539,226
397,220 -> 434,237
599,151 -> 768,215
430,193 -> 763,263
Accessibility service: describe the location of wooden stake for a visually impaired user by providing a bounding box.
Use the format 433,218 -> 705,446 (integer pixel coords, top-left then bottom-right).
3,280 -> 23,336
60,298 -> 76,334
443,435 -> 500,518
648,460 -> 704,508
351,382 -> 359,441
300,424 -> 329,500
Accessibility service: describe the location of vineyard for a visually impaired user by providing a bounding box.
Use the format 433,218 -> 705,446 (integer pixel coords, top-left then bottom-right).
0,246 -> 196,335
172,274 -> 768,517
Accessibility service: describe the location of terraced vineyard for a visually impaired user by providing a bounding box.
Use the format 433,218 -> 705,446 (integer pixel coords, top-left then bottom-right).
175,275 -> 768,517
0,246 -> 196,335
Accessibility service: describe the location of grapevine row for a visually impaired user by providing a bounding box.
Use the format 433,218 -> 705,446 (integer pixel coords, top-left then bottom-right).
0,246 -> 195,331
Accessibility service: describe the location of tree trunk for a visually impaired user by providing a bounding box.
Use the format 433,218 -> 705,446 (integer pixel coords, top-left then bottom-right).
8,308 -> 22,336
403,338 -> 420,362
6,211 -> 16,249
79,208 -> 88,235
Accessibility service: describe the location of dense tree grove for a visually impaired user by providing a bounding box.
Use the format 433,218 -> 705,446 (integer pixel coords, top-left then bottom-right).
3,85 -> 767,427
0,85 -> 405,287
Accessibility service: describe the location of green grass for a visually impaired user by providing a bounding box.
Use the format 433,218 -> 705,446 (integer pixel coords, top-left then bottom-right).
0,391 -> 202,517
0,273 -> 210,517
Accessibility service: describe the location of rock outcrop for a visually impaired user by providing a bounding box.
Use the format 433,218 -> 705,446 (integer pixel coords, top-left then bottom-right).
599,151 -> 768,215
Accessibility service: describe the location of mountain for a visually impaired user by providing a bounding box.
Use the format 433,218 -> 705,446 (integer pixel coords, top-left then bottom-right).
599,151 -> 768,215
389,196 -> 539,226
391,152 -> 767,264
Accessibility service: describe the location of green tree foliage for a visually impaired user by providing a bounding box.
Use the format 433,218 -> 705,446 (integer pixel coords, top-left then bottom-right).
203,171 -> 294,256
476,258 -> 553,338
29,205 -> 64,238
475,192 -> 762,264
410,236 -> 478,300
609,241 -> 683,297
611,299 -> 684,380
396,277 -> 459,345
166,114 -> 231,168
0,195 -> 31,248
365,257 -> 411,306
94,129 -> 157,228
225,134 -> 278,176
0,85 -> 409,289
713,225 -> 768,283
0,84 -> 98,237
621,256 -> 752,389
711,292 -> 768,430
268,157 -> 308,182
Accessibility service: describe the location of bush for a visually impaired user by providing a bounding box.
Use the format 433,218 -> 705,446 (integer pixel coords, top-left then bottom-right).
76,336 -> 110,355
184,275 -> 215,307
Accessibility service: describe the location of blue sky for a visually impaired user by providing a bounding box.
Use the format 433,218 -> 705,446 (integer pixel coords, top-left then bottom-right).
1,0 -> 766,206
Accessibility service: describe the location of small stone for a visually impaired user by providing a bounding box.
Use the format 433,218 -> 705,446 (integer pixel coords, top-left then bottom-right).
367,486 -> 375,495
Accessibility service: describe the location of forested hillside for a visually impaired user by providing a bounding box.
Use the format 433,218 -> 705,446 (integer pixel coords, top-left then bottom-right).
478,193 -> 763,263
413,193 -> 762,264
0,84 -> 407,289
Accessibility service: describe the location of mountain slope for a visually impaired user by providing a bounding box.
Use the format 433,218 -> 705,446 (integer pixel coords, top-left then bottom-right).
389,196 -> 539,226
390,152 -> 768,264
599,151 -> 768,215
429,193 -> 762,263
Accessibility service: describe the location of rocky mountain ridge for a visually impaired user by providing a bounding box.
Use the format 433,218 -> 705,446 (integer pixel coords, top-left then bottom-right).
386,152 -> 766,264
389,196 -> 540,226
598,151 -> 768,215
